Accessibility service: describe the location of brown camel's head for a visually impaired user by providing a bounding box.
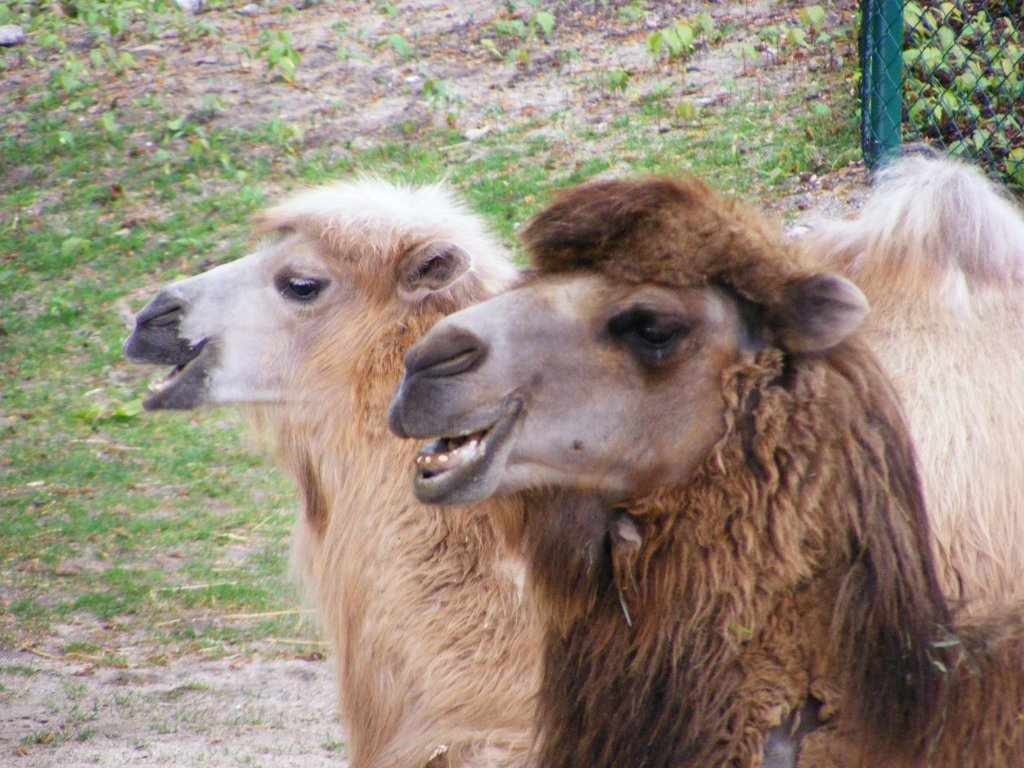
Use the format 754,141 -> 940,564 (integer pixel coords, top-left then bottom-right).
388,175 -> 869,504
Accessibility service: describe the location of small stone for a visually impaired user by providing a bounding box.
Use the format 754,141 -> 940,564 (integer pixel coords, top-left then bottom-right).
464,126 -> 490,141
238,3 -> 260,16
174,0 -> 204,12
0,25 -> 27,47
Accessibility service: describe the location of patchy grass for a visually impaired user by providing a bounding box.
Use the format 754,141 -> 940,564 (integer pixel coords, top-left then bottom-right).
1,0 -> 862,665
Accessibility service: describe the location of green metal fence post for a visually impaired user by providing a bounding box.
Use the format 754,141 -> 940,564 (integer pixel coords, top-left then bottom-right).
861,0 -> 904,170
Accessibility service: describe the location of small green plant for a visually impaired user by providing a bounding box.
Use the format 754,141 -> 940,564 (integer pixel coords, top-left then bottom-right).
494,18 -> 528,40
377,32 -> 413,59
530,10 -> 555,41
648,14 -> 716,65
480,8 -> 556,63
260,116 -> 306,155
422,75 -> 462,126
605,69 -> 631,95
259,29 -> 302,83
617,0 -> 650,25
800,5 -> 827,38
648,22 -> 696,62
727,40 -> 760,70
676,100 -> 699,121
52,55 -> 90,96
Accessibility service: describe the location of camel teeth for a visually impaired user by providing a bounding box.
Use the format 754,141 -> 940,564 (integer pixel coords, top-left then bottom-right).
438,454 -> 449,463
456,439 -> 479,455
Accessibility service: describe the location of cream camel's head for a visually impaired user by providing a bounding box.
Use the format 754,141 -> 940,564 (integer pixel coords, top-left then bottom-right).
124,178 -> 516,410
388,175 -> 869,504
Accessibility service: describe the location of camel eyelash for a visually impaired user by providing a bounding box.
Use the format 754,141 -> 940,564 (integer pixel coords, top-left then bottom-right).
275,275 -> 329,302
607,308 -> 689,357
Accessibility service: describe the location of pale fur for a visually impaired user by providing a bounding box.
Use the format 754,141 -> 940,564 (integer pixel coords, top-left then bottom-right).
169,178 -> 538,768
259,178 -> 516,292
799,152 -> 1024,606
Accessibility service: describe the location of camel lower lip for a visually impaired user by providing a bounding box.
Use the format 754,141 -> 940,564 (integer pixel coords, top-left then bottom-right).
142,339 -> 214,410
412,398 -> 522,504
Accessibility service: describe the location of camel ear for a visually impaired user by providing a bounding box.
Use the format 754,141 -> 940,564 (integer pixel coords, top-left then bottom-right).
774,273 -> 869,352
398,241 -> 472,300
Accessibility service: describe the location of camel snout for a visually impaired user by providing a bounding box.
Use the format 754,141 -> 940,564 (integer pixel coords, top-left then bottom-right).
123,290 -> 193,364
388,325 -> 489,440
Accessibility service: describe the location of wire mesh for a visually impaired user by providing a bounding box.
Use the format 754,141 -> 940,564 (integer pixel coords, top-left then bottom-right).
861,0 -> 1024,191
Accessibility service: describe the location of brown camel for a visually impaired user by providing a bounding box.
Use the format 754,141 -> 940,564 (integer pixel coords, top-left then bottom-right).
124,178 -> 539,768
389,172 -> 1024,768
799,149 -> 1024,606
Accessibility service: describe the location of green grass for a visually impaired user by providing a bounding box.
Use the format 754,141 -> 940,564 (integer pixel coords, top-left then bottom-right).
1,0 -> 862,663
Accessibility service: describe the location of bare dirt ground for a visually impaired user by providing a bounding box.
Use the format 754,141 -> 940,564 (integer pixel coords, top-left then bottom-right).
2,651 -> 343,767
2,1 -> 870,765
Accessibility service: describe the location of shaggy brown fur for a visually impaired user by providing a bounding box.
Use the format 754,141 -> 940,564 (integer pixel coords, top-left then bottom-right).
522,174 -> 804,309
799,150 -> 1024,607
509,175 -> 1024,767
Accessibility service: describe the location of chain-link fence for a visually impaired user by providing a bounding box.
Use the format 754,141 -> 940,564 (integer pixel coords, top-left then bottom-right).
861,0 -> 1024,192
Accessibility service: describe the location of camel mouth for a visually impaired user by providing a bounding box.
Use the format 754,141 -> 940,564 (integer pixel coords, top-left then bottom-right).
142,339 -> 216,410
412,397 -> 522,505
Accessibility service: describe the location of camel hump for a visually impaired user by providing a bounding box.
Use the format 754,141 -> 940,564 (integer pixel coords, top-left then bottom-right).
804,150 -> 1024,304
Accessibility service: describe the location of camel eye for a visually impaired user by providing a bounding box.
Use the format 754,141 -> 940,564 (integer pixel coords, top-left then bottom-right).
608,308 -> 688,361
276,275 -> 328,303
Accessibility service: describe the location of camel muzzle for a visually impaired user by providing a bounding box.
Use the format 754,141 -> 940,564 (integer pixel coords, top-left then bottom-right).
124,289 -> 217,410
123,290 -> 194,366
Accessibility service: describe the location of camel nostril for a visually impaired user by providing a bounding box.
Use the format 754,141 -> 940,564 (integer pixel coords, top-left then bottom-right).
135,291 -> 186,329
145,307 -> 182,328
421,347 -> 483,378
405,327 -> 486,379
124,290 -> 194,364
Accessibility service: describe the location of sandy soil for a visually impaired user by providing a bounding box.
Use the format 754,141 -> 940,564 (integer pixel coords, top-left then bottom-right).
2,1 -> 869,765
1,650 -> 344,767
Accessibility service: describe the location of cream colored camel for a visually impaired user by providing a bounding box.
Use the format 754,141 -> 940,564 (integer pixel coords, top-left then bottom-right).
799,150 -> 1024,606
389,172 -> 1024,768
124,178 -> 538,768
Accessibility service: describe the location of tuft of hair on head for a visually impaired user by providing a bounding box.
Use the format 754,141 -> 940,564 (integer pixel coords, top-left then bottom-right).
520,174 -> 813,305
252,177 -> 479,247
247,176 -> 518,299
521,173 -> 868,352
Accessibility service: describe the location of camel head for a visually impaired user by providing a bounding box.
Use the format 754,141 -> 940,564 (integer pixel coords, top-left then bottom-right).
125,178 -> 515,410
389,174 -> 869,504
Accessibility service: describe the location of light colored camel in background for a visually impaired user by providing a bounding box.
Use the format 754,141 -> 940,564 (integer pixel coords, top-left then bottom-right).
799,150 -> 1024,607
388,171 -> 1024,768
124,179 -> 538,768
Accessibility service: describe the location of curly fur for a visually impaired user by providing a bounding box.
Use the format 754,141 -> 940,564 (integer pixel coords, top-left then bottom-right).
512,173 -> 1024,767
522,173 -> 810,311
